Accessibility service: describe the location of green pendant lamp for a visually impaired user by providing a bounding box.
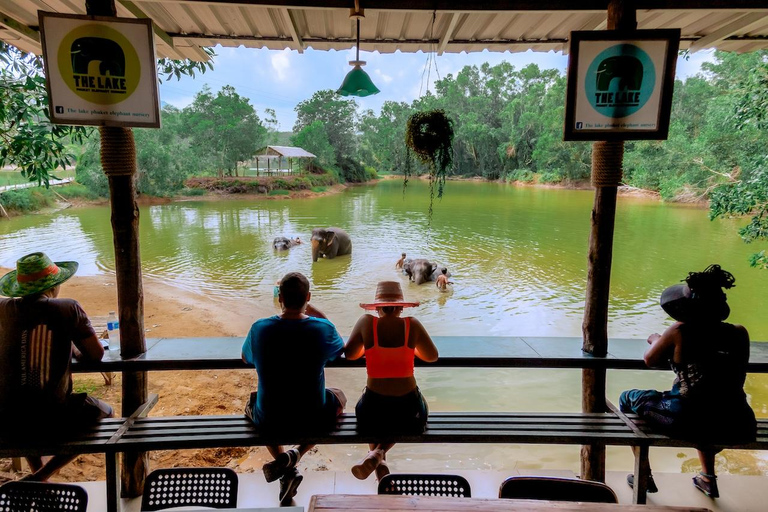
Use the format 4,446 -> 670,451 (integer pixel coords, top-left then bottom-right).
337,6 -> 379,97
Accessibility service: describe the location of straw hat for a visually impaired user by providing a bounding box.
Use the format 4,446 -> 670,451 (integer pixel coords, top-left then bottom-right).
359,281 -> 419,310
0,252 -> 78,298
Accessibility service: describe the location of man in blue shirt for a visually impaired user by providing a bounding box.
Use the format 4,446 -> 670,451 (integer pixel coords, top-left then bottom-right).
242,272 -> 346,505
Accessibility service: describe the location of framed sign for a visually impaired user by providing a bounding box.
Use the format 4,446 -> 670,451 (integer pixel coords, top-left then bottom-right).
39,12 -> 160,128
564,29 -> 680,141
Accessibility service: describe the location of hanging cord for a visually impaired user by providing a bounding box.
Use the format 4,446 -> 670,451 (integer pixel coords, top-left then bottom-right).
419,11 -> 441,97
355,18 -> 360,62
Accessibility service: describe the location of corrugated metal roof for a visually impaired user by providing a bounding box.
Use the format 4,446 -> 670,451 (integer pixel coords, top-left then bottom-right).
265,146 -> 316,158
3,1 -> 768,61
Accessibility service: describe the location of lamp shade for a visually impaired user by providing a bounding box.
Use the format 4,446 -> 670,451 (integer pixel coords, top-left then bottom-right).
337,65 -> 380,97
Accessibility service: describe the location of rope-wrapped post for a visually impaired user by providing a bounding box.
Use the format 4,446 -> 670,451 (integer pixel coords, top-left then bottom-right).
581,0 -> 636,487
581,142 -> 624,484
99,126 -> 148,497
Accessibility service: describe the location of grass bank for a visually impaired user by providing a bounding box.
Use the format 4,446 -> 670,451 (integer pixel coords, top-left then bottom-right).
185,173 -> 339,195
0,183 -> 100,216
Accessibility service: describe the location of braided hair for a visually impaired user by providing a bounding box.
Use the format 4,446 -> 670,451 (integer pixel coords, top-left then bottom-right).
684,264 -> 735,303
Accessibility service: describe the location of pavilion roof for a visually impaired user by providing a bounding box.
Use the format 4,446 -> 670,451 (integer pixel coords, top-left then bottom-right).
3,1 -> 768,61
261,146 -> 316,158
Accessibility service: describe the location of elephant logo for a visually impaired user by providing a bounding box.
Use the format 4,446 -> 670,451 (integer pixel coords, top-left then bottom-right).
595,56 -> 643,93
71,37 -> 126,77
57,24 -> 141,104
585,43 -> 656,119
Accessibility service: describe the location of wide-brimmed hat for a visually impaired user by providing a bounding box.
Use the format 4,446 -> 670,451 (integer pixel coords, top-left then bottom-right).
360,281 -> 419,310
660,283 -> 730,322
0,252 -> 78,298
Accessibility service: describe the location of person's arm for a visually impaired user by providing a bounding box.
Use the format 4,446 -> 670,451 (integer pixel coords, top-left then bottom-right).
73,334 -> 103,361
344,315 -> 368,360
241,327 -> 255,365
411,318 -> 438,362
305,303 -> 327,319
643,323 -> 681,368
70,301 -> 103,361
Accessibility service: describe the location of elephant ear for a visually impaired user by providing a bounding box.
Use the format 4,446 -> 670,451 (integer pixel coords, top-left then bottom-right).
325,231 -> 336,246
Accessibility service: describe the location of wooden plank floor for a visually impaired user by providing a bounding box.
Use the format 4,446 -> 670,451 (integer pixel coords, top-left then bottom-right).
72,470 -> 768,512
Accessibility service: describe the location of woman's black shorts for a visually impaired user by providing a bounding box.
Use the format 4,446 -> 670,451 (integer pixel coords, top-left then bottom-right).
355,387 -> 428,434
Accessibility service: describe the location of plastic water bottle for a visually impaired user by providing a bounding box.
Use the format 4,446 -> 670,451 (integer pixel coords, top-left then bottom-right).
107,311 -> 120,355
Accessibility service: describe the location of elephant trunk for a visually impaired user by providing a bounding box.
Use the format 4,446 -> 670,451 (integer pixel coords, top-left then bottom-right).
311,239 -> 320,262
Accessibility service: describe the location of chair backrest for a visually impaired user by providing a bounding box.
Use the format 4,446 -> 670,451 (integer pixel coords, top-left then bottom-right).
0,481 -> 88,511
498,476 -> 618,503
141,467 -> 238,510
378,474 -> 471,497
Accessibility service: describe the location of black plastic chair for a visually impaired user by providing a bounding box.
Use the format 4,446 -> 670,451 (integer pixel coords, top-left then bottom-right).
141,467 -> 238,510
498,476 -> 618,503
378,473 -> 471,497
0,481 -> 89,511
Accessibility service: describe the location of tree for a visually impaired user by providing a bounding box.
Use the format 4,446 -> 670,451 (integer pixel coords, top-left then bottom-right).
294,90 -> 357,163
0,43 -> 89,186
182,85 -> 268,177
292,120 -> 336,169
0,42 -> 215,187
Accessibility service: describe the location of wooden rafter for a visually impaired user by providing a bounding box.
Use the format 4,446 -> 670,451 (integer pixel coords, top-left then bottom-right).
281,7 -> 303,52
689,11 -> 768,52
437,12 -> 459,55
118,0 -> 176,48
0,10 -> 39,43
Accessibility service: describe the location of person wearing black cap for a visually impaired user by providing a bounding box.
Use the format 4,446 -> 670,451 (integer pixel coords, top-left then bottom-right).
620,265 -> 756,499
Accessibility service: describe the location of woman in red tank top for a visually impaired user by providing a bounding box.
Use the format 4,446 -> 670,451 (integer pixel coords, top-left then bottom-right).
345,281 -> 438,480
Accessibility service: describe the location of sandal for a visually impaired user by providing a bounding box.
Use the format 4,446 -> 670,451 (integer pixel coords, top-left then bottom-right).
693,473 -> 719,498
263,448 -> 299,483
351,449 -> 384,480
626,473 -> 658,493
375,460 -> 390,481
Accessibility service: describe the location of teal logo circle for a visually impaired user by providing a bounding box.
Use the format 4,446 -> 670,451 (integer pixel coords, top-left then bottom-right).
585,44 -> 655,118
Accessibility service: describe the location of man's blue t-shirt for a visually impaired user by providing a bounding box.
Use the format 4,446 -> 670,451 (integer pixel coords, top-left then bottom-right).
242,315 -> 343,429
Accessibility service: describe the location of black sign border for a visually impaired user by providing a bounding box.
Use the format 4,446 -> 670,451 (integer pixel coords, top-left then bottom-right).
564,29 -> 680,141
39,11 -> 161,129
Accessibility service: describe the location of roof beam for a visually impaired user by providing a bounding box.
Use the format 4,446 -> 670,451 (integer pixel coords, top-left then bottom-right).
146,1 -> 768,12
280,7 -> 303,53
118,0 -> 175,48
0,11 -> 39,43
689,12 -> 768,52
437,12 -> 459,56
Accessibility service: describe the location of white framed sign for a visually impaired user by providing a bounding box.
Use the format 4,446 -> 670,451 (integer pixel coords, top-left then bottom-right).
564,29 -> 680,141
39,12 -> 160,128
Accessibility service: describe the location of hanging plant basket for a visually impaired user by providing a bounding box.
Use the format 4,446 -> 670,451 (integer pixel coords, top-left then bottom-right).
404,109 -> 454,218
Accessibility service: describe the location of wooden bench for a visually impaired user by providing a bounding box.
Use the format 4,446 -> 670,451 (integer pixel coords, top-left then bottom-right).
0,395 -> 158,512
610,404 -> 768,505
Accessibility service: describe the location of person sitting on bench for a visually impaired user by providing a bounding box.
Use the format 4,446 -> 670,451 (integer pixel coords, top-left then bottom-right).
0,252 -> 113,481
345,281 -> 438,480
620,264 -> 756,499
241,272 -> 346,505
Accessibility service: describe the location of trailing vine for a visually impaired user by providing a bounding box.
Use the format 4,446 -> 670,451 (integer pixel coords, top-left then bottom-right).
404,109 -> 454,219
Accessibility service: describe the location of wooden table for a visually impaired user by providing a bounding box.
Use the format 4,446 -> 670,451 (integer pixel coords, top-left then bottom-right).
71,336 -> 768,373
307,494 -> 712,512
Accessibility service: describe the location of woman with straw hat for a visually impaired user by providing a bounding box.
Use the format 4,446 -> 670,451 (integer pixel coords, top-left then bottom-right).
0,252 -> 112,481
620,264 -> 756,499
344,281 -> 438,480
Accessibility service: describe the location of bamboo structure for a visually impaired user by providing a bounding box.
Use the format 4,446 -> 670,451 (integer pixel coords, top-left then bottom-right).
580,0 -> 636,483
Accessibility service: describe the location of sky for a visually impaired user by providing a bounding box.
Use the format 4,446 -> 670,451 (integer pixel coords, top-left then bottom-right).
159,45 -> 717,131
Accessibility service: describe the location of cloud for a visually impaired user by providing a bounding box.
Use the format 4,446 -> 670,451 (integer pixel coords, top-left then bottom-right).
374,69 -> 393,84
271,49 -> 292,81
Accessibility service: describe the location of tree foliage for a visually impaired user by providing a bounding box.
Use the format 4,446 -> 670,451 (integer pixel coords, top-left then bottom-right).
181,85 -> 267,177
0,43 -> 89,186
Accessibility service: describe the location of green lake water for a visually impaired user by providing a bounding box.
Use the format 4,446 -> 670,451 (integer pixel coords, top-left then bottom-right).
1,180 -> 766,475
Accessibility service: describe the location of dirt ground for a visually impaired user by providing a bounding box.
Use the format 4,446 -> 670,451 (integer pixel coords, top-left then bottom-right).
0,268 -> 317,484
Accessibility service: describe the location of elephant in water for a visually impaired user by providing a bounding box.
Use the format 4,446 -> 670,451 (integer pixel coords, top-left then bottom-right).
273,237 -> 302,251
311,227 -> 352,262
403,258 -> 451,285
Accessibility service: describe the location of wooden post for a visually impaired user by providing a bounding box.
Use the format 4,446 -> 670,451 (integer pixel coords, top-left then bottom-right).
580,0 -> 635,483
87,0 -> 148,498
